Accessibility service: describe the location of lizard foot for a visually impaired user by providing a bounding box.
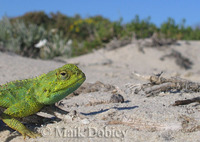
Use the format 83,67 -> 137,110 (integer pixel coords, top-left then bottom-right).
22,129 -> 42,139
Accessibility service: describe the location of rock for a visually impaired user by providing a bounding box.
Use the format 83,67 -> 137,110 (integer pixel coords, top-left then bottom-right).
109,94 -> 124,103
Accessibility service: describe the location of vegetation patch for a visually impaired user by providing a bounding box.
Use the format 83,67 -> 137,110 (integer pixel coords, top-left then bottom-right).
0,11 -> 200,59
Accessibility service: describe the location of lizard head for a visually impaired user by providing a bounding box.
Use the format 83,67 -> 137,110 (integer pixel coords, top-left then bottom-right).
35,64 -> 86,105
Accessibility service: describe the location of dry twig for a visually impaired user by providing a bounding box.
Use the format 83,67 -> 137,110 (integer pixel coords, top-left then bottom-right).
128,73 -> 200,105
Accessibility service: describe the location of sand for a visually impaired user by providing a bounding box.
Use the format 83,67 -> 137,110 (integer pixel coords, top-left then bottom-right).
0,40 -> 199,142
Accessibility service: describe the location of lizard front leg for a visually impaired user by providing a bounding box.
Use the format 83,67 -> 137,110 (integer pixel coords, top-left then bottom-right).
1,99 -> 44,138
1,113 -> 41,138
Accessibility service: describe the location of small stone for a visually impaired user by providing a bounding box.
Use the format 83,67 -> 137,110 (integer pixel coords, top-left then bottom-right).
81,118 -> 90,124
109,94 -> 124,103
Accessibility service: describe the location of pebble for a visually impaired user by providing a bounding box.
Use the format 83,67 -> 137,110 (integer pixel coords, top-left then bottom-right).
109,94 -> 124,103
81,118 -> 90,124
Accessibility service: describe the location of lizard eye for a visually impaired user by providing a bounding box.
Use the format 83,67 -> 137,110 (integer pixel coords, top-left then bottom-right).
60,72 -> 67,76
59,71 -> 69,80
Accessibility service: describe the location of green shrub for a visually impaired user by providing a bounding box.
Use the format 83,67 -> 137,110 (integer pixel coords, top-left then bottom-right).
0,17 -> 47,57
1,12 -> 200,60
0,17 -> 72,59
40,32 -> 72,59
126,15 -> 157,39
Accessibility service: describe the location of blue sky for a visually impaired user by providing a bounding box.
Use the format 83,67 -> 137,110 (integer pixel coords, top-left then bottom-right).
0,0 -> 199,26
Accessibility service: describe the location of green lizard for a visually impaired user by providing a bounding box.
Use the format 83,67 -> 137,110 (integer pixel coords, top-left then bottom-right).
0,64 -> 86,138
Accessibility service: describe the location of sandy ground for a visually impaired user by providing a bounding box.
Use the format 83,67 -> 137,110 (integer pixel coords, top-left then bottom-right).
0,40 -> 199,142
